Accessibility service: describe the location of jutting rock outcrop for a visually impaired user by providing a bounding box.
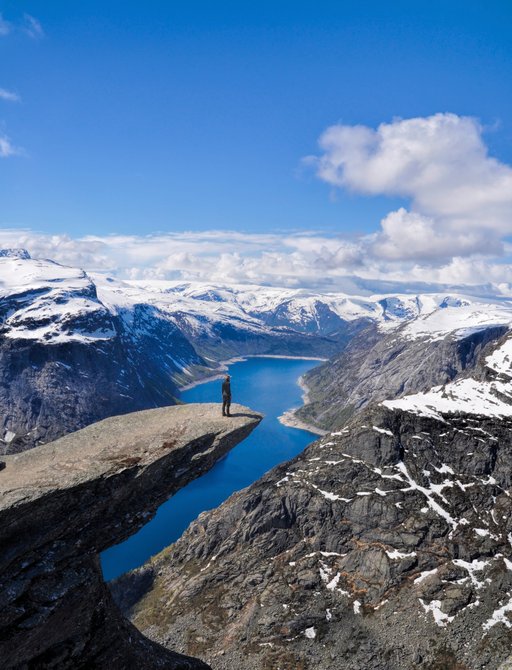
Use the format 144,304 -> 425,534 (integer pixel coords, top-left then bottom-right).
0,403 -> 261,669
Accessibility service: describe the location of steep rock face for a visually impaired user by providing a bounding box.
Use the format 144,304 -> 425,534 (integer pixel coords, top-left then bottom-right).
0,327 -> 204,454
117,338 -> 512,670
0,403 -> 261,669
0,256 -> 207,452
296,322 -> 509,431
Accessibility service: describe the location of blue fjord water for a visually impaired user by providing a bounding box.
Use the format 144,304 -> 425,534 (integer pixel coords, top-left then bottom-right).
101,356 -> 320,581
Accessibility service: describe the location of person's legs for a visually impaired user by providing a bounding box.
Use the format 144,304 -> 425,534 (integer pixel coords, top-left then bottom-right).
226,398 -> 231,416
222,398 -> 227,415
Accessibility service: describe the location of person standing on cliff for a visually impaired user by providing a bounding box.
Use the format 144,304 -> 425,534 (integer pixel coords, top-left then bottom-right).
222,375 -> 232,416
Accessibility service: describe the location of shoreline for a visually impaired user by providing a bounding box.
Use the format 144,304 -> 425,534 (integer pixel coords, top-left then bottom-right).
179,354 -> 328,437
278,408 -> 327,436
178,354 -> 327,392
277,373 -> 327,436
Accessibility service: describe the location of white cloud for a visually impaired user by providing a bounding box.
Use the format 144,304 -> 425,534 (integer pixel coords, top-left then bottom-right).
22,13 -> 44,39
0,13 -> 11,36
310,113 -> 512,261
0,88 -> 20,103
1,228 -> 511,296
2,113 -> 512,295
0,135 -> 21,157
371,208 -> 503,261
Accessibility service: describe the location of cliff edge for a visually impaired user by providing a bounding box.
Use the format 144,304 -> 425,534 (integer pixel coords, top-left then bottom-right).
0,403 -> 262,669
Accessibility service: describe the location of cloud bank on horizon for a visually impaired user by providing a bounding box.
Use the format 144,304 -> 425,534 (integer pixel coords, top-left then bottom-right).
3,112 -> 512,295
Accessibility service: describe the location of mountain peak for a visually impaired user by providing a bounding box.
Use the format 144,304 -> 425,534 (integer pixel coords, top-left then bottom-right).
0,248 -> 31,260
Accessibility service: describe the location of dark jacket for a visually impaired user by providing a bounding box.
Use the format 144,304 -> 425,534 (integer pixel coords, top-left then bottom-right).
222,380 -> 231,398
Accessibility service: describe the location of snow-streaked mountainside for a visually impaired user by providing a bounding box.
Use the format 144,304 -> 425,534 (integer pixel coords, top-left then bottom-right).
116,324 -> 512,670
2,248 -> 512,452
295,294 -> 512,433
383,331 -> 512,421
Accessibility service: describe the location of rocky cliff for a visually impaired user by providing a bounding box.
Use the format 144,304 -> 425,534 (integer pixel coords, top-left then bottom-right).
296,319 -> 509,432
0,403 -> 261,669
115,336 -> 512,669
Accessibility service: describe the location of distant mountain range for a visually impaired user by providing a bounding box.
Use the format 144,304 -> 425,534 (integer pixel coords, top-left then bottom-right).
2,247 -> 512,452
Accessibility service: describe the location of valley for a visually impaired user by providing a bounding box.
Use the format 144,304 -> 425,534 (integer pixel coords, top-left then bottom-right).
101,356 -> 320,581
3,248 -> 512,669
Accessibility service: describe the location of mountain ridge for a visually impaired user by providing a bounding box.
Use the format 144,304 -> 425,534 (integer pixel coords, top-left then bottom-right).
2,250 -> 512,452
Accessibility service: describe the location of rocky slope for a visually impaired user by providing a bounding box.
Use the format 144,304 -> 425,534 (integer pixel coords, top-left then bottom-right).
296,299 -> 512,431
114,334 -> 512,669
0,402 -> 261,669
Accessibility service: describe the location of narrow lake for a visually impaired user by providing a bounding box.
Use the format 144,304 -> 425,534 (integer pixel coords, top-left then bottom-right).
101,356 -> 320,581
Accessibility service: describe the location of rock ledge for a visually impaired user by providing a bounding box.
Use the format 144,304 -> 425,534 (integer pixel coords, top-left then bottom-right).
0,403 -> 261,669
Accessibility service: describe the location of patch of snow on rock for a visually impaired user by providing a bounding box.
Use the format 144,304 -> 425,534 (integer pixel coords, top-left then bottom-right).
304,627 -> 316,639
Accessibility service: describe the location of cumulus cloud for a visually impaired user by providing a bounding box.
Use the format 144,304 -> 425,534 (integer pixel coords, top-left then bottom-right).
310,113 -> 512,261
372,208 -> 503,261
0,88 -> 20,103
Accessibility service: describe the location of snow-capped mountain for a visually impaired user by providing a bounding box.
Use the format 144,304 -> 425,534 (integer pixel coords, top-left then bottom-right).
0,252 -> 116,344
296,292 -> 512,432
0,251 -> 207,452
2,248 -> 512,452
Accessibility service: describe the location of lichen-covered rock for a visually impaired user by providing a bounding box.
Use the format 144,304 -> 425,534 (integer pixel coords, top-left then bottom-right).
0,403 -> 261,669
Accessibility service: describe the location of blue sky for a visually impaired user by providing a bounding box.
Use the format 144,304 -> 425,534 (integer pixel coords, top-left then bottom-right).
1,1 -> 512,290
